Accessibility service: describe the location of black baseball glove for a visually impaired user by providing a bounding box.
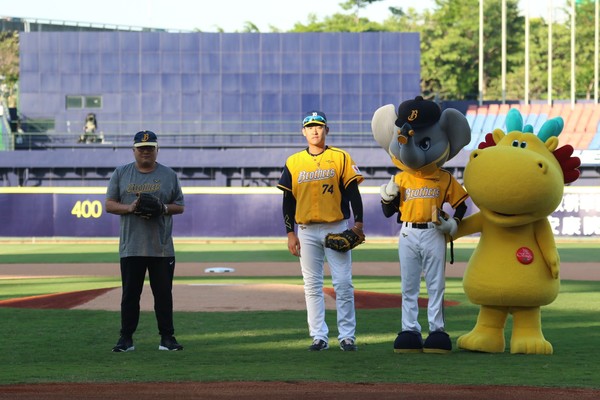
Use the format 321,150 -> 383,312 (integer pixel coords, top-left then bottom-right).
325,226 -> 365,253
134,192 -> 165,219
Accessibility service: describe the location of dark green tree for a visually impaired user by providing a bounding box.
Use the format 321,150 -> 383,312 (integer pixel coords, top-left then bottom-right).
339,0 -> 385,20
242,22 -> 260,33
420,0 -> 524,100
291,13 -> 384,32
501,16 -> 553,101
0,31 -> 19,91
546,17 -> 572,100
572,0 -> 598,99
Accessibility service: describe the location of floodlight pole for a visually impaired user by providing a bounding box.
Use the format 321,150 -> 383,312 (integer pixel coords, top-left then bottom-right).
525,1 -> 530,106
478,0 -> 484,106
548,0 -> 553,105
502,0 -> 507,104
570,0 -> 576,109
595,0 -> 599,103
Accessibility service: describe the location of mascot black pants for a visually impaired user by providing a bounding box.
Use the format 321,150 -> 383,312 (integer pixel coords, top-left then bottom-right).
119,256 -> 176,337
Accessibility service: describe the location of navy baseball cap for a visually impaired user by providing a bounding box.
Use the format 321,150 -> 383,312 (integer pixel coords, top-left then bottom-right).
395,96 -> 441,129
133,130 -> 158,147
303,111 -> 327,127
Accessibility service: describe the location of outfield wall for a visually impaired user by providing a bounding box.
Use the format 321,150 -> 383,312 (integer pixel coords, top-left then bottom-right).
1,187 -> 598,238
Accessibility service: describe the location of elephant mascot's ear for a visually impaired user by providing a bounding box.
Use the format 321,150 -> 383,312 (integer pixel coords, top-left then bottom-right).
438,108 -> 472,160
371,104 -> 398,153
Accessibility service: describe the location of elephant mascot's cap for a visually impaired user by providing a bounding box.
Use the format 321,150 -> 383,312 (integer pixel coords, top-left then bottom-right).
395,95 -> 441,129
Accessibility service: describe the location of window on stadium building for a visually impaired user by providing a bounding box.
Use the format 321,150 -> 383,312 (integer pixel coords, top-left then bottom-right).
85,96 -> 102,108
66,95 -> 102,109
66,96 -> 83,109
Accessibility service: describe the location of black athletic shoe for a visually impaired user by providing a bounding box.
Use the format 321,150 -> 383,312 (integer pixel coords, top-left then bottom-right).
393,330 -> 423,353
423,330 -> 452,354
112,336 -> 134,352
339,338 -> 357,351
308,339 -> 329,351
159,335 -> 184,351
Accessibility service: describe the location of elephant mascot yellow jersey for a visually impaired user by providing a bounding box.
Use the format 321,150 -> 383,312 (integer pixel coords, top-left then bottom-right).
451,108 -> 581,354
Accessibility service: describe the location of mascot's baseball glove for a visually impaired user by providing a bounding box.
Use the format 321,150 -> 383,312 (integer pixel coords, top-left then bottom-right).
134,192 -> 166,219
325,226 -> 365,253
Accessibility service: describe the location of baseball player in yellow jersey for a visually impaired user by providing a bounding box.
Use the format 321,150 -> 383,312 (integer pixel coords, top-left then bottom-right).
278,110 -> 364,352
376,96 -> 470,354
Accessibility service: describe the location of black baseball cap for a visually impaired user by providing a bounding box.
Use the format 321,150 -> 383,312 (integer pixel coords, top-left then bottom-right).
395,96 -> 441,129
303,111 -> 327,127
133,130 -> 158,147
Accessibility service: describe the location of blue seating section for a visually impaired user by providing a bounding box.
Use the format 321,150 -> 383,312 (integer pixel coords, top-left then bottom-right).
465,103 -> 600,150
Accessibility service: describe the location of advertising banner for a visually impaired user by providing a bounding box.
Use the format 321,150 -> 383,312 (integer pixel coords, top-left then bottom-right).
0,187 -> 598,238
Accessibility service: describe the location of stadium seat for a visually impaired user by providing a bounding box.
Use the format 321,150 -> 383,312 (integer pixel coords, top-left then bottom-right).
479,104 -> 499,138
577,105 -> 593,133
584,105 -> 600,134
494,113 -> 507,133
559,104 -> 583,148
498,103 -> 510,115
564,103 -> 583,133
578,132 -> 595,149
525,103 -> 542,131
548,103 -> 563,119
465,104 -> 478,128
466,106 -> 489,150
539,103 -> 551,120
513,104 -> 531,128
588,124 -> 600,149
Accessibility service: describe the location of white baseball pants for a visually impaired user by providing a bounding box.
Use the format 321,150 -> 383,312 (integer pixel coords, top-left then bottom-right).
398,223 -> 447,333
298,220 -> 356,343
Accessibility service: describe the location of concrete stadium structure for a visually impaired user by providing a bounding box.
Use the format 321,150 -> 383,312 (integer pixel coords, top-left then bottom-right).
2,31 -> 424,187
0,28 -> 597,238
0,30 -> 598,188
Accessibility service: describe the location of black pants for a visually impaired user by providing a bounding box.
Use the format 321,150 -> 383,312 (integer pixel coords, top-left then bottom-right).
119,256 -> 176,337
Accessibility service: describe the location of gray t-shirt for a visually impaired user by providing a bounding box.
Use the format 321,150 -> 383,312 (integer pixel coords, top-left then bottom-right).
106,162 -> 184,258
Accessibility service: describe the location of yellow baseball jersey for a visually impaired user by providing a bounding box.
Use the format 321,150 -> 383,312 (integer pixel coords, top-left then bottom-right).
395,169 -> 468,223
278,146 -> 363,224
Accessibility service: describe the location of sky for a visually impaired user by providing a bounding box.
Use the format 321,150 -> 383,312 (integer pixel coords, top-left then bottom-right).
1,0 -> 559,33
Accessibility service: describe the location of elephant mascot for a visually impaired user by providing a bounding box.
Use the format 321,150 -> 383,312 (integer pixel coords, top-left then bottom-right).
371,96 -> 471,353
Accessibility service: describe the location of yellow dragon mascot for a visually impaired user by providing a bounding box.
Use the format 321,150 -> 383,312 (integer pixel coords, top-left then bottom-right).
438,108 -> 581,354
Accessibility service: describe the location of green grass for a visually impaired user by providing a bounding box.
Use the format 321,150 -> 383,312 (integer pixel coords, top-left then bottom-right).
1,240 -> 599,388
1,276 -> 600,388
0,241 -> 598,263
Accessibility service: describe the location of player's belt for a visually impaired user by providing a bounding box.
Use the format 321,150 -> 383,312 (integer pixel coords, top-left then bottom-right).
404,222 -> 434,229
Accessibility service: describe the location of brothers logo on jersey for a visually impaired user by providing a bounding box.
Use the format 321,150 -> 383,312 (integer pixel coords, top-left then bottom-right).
404,186 -> 440,200
127,183 -> 161,193
297,168 -> 336,183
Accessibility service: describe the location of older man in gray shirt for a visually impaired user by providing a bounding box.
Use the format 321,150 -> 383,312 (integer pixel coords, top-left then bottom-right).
106,130 -> 185,352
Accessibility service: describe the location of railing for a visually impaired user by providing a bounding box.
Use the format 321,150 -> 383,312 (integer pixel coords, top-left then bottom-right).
0,100 -> 12,151
10,130 -> 382,150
